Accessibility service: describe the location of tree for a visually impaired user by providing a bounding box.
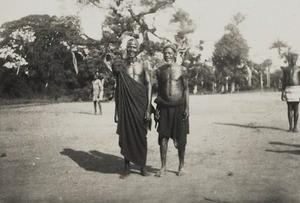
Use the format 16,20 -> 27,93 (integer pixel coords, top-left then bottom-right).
78,0 -> 176,54
270,69 -> 282,91
212,13 -> 249,93
171,8 -> 196,61
77,0 -> 202,94
270,40 -> 290,61
262,59 -> 272,89
0,15 -> 97,99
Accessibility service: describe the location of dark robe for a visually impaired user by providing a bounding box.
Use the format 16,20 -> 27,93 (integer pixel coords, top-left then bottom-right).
155,96 -> 189,151
114,67 -> 148,166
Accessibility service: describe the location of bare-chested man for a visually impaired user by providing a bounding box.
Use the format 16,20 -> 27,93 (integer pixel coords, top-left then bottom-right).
110,38 -> 152,178
154,44 -> 189,177
281,52 -> 300,132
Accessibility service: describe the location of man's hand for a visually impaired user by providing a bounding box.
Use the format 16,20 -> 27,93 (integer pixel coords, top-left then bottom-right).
144,109 -> 151,122
281,92 -> 286,101
154,109 -> 160,122
183,109 -> 189,121
103,57 -> 112,72
114,113 -> 118,123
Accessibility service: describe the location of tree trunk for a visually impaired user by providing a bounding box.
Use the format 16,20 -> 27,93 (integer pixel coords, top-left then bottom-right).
225,81 -> 229,92
246,65 -> 252,87
266,67 -> 270,88
212,82 -> 216,93
221,85 -> 225,93
230,82 -> 235,93
260,69 -> 264,91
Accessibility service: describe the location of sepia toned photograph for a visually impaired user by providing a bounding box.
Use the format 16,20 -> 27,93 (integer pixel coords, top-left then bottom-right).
1,0 -> 300,202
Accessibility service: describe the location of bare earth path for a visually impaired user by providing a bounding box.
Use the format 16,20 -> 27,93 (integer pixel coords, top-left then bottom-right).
1,92 -> 300,203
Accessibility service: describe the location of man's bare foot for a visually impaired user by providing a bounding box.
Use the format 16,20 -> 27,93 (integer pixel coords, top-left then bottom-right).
177,168 -> 187,176
293,128 -> 298,132
119,170 -> 130,179
140,167 -> 151,177
288,128 -> 293,132
154,169 -> 166,177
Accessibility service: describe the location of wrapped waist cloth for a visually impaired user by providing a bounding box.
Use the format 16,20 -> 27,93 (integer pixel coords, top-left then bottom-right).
285,86 -> 300,102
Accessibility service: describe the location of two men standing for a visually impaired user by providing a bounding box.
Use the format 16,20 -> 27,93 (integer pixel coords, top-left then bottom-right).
110,39 -> 189,178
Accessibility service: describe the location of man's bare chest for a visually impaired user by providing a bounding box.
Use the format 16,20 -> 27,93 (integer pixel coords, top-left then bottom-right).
159,67 -> 182,82
126,63 -> 144,77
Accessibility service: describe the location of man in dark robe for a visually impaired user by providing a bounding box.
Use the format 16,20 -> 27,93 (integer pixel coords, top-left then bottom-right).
111,38 -> 152,179
281,52 -> 300,132
154,44 -> 189,177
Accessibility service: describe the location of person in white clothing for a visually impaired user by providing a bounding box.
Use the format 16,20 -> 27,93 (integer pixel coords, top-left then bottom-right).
92,73 -> 103,115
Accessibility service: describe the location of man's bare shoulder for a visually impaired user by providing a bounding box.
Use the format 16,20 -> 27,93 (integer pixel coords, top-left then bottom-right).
156,63 -> 170,73
93,79 -> 101,83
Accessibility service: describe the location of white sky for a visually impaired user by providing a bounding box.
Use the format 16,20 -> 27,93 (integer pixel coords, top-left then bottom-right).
1,0 -> 300,67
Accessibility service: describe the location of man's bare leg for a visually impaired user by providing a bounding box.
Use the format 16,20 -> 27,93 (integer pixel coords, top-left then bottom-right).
98,101 -> 102,115
94,101 -> 97,114
155,137 -> 168,177
293,102 -> 299,132
119,158 -> 130,179
140,166 -> 151,176
288,103 -> 293,132
177,145 -> 186,176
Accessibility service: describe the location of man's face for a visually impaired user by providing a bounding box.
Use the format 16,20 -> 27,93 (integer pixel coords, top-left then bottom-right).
126,42 -> 138,58
292,55 -> 298,66
288,54 -> 298,66
163,47 -> 176,63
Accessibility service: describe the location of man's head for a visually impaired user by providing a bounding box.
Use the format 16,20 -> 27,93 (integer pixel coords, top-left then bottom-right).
287,52 -> 298,66
163,44 -> 177,63
126,38 -> 139,59
94,73 -> 99,79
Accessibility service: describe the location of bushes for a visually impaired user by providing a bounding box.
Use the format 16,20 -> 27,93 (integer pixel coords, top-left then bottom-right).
72,86 -> 91,101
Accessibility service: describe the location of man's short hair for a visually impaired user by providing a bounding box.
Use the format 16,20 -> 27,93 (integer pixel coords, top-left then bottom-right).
126,38 -> 139,48
163,44 -> 177,53
289,52 -> 298,58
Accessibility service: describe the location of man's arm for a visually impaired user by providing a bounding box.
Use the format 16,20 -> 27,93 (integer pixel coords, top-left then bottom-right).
281,67 -> 286,101
91,81 -> 94,98
144,61 -> 152,121
182,66 -> 189,120
154,68 -> 161,122
114,83 -> 119,123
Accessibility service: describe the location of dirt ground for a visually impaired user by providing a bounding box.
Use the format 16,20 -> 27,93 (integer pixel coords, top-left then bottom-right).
1,92 -> 300,203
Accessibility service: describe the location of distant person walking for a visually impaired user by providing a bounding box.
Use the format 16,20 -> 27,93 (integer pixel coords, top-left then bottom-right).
92,73 -> 103,115
281,52 -> 300,132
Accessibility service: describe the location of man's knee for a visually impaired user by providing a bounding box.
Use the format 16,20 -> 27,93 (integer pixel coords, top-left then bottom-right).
158,136 -> 168,146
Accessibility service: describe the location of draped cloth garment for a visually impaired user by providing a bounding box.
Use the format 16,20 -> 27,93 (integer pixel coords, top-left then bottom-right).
114,68 -> 148,166
285,86 -> 300,102
155,96 -> 189,151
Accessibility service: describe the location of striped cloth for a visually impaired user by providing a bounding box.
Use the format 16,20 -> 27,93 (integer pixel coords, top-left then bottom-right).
285,86 -> 300,102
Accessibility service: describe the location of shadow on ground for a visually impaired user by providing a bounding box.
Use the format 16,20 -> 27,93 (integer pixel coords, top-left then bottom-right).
60,148 -> 157,175
76,111 -> 97,115
215,122 -> 286,132
266,141 -> 300,155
